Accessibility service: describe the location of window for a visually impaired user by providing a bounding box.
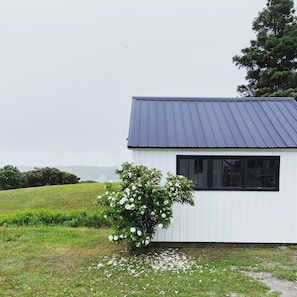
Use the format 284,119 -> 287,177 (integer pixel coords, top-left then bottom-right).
177,156 -> 280,191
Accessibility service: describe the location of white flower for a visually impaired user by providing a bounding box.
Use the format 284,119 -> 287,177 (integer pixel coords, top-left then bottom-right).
145,239 -> 150,246
119,197 -> 127,205
158,223 -> 163,229
137,230 -> 142,236
129,198 -> 134,202
151,211 -> 155,216
132,185 -> 136,190
97,195 -> 102,199
120,234 -> 124,239
164,200 -> 169,205
125,204 -> 135,210
108,235 -> 113,242
130,227 -> 136,233
161,213 -> 166,218
113,235 -> 118,241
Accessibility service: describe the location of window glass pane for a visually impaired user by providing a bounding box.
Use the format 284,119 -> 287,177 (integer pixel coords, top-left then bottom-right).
194,159 -> 208,188
179,158 -> 189,178
178,158 -> 208,189
246,159 -> 276,188
212,159 -> 241,188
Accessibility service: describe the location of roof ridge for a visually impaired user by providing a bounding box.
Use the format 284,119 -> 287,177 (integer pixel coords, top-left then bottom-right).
132,96 -> 295,102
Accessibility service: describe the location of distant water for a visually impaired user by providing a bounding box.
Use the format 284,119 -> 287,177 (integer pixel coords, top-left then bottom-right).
18,166 -> 120,182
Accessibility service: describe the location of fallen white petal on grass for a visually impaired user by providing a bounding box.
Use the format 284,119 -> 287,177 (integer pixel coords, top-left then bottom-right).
90,249 -> 199,277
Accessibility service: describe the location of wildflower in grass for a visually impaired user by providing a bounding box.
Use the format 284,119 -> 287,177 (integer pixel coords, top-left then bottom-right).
96,162 -> 194,251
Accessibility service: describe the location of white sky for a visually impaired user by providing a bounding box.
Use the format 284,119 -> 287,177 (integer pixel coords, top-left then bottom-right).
0,0 -> 266,167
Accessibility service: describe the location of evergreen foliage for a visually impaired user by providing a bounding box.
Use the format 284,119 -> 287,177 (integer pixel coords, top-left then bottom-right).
233,0 -> 297,99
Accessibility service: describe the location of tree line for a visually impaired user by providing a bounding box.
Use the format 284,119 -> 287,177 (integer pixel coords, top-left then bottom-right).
0,165 -> 80,190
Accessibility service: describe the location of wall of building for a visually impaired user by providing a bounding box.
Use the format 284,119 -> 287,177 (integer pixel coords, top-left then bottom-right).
131,148 -> 297,243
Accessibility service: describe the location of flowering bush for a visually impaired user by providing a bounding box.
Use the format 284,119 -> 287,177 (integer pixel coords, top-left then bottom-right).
96,162 -> 194,251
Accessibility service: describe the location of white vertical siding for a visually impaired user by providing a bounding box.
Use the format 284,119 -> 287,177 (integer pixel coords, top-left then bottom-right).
131,148 -> 297,243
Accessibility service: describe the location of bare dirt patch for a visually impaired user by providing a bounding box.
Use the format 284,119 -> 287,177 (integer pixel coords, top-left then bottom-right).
243,271 -> 297,296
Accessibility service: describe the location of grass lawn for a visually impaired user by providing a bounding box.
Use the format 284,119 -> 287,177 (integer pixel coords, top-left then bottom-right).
0,183 -> 109,213
2,226 -> 297,297
1,184 -> 297,296
0,226 -> 288,297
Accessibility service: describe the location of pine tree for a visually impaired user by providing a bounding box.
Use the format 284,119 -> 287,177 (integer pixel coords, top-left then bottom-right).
233,0 -> 297,99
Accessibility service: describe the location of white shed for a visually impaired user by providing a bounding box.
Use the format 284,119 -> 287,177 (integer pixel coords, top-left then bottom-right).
127,97 -> 297,244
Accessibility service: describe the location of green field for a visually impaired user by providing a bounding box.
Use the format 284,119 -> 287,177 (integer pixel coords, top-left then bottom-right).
0,183 -> 106,213
1,184 -> 297,296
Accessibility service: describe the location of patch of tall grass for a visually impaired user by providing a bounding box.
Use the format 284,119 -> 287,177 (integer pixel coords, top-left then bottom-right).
0,209 -> 110,228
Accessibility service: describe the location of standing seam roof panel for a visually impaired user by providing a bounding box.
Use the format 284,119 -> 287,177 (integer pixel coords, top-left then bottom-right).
217,101 -> 239,147
196,101 -> 216,147
230,101 -> 256,147
254,101 -> 286,147
221,102 -> 247,147
269,101 -> 297,146
165,100 -> 178,147
173,101 -> 187,147
139,99 -> 149,147
188,101 -> 206,146
157,100 -> 168,147
127,97 -> 297,148
263,101 -> 295,147
180,101 -> 193,146
239,102 -> 266,147
248,101 -> 278,147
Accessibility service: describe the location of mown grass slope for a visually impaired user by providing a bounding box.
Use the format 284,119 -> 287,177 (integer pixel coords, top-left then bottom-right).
0,183 -> 111,213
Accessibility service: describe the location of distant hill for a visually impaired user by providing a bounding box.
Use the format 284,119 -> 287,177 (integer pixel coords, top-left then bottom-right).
18,166 -> 119,182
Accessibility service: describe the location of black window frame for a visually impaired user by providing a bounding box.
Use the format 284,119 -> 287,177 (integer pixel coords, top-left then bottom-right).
177,155 -> 280,191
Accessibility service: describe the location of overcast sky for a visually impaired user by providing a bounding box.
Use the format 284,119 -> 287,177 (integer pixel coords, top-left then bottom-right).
0,0 -> 266,167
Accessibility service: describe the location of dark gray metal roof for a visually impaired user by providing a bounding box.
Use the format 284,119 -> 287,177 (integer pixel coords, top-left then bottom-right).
127,97 -> 297,148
